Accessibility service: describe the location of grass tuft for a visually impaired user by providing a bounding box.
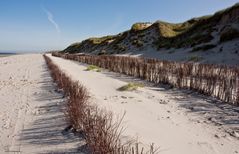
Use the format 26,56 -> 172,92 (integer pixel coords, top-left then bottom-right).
85,65 -> 101,72
118,83 -> 144,91
220,27 -> 239,42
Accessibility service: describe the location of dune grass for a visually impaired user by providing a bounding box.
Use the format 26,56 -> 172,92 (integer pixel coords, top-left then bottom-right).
220,28 -> 239,42
85,65 -> 101,72
118,83 -> 144,91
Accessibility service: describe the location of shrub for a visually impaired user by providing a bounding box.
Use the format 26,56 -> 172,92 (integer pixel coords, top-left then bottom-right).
132,39 -> 144,48
220,28 -> 239,42
85,65 -> 101,72
114,44 -> 127,52
131,23 -> 149,31
98,50 -> 107,55
118,83 -> 144,91
138,33 -> 145,38
191,44 -> 216,52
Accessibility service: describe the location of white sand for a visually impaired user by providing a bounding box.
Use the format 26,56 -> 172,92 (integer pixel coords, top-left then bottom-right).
0,54 -> 81,153
48,54 -> 239,154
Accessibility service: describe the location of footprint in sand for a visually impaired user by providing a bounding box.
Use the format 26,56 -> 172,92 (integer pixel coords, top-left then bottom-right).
3,119 -> 11,129
121,96 -> 128,99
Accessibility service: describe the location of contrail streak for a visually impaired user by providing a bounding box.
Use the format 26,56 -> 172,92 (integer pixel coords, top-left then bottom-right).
43,8 -> 61,34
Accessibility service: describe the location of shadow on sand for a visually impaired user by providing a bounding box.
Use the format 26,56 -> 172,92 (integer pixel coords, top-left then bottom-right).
101,69 -> 239,134
19,63 -> 88,154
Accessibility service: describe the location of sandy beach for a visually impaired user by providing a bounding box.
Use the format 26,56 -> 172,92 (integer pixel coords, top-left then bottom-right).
0,53 -> 238,154
0,54 -> 81,153
1,0 -> 239,153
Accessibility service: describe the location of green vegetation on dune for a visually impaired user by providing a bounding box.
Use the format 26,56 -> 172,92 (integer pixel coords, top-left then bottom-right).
213,3 -> 239,18
220,27 -> 239,42
88,35 -> 117,44
63,35 -> 118,53
153,16 -> 216,49
63,43 -> 82,53
154,20 -> 195,37
132,39 -> 144,47
131,22 -> 152,31
62,3 -> 239,54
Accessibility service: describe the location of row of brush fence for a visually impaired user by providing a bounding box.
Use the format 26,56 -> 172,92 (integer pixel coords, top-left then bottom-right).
44,54 -> 158,153
52,52 -> 239,106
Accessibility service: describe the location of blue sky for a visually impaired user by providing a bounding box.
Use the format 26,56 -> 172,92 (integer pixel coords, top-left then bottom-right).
0,0 -> 238,52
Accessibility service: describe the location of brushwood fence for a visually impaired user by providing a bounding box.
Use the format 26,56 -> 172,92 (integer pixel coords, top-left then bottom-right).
44,54 -> 159,154
52,52 -> 239,106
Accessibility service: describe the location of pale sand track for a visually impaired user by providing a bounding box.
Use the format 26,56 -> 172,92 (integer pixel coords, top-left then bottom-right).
47,54 -> 239,154
0,54 -> 82,154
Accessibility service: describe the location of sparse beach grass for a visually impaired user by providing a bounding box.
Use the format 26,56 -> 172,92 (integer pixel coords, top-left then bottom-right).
85,65 -> 101,72
118,83 -> 144,91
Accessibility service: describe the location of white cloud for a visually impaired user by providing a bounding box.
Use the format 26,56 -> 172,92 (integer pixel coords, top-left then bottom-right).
43,8 -> 61,34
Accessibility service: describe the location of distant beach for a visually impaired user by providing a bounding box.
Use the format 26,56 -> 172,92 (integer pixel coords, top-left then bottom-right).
0,53 -> 17,57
